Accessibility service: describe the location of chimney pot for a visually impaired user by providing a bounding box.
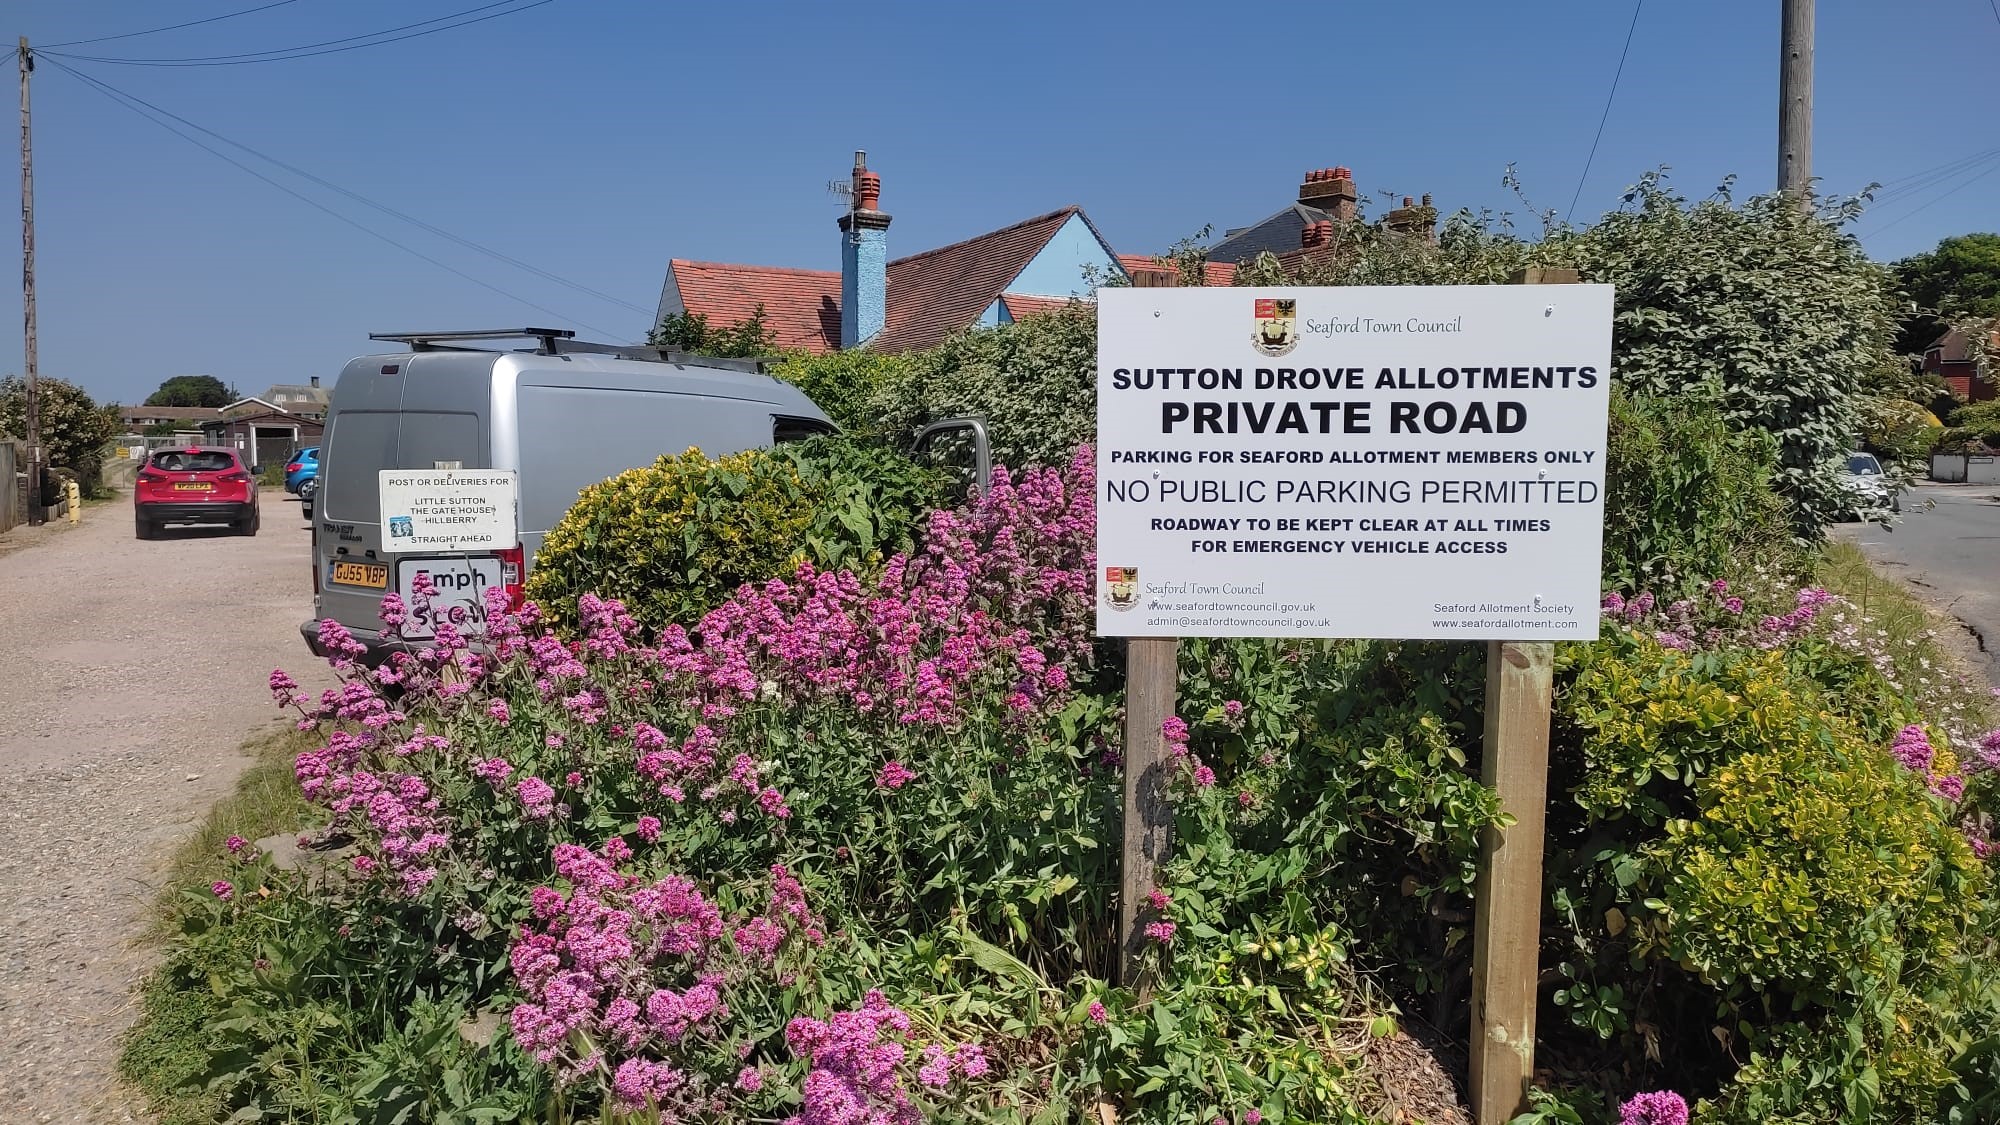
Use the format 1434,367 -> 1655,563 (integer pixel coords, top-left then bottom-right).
1332,166 -> 1352,181
854,170 -> 881,211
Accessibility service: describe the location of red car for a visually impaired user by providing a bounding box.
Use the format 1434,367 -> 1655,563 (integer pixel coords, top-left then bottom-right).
134,447 -> 260,538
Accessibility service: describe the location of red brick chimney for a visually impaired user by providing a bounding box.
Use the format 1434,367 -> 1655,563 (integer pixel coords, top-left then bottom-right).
1384,192 -> 1439,244
1297,166 -> 1358,222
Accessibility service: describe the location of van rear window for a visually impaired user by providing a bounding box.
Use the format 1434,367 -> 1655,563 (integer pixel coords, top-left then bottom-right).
151,451 -> 235,472
322,411 -> 483,522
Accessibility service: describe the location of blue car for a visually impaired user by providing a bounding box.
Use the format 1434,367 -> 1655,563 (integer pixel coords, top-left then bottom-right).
284,447 -> 319,494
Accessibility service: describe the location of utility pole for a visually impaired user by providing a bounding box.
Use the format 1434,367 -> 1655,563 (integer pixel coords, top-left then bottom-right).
1778,0 -> 1813,209
18,37 -> 43,524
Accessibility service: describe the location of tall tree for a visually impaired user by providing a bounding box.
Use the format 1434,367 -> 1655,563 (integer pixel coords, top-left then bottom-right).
144,374 -> 235,408
1892,234 -> 2000,354
0,375 -> 120,495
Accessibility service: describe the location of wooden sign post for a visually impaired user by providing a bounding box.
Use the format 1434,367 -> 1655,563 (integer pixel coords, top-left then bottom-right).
1469,638 -> 1556,1123
1119,636 -> 1178,991
1468,266 -> 1578,1124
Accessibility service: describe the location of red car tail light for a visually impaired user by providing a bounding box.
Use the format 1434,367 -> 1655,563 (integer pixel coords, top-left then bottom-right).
285,462 -> 302,473
498,545 -> 526,611
219,470 -> 251,483
136,468 -> 166,483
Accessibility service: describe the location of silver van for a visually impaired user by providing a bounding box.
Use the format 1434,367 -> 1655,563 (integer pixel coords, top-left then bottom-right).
301,329 -> 836,658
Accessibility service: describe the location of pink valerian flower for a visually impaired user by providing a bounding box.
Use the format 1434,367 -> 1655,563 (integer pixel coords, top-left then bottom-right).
1710,579 -> 1729,595
1619,1091 -> 1690,1125
515,776 -> 557,819
735,1066 -> 763,1092
268,668 -> 300,708
224,835 -> 249,855
1144,921 -> 1176,945
610,1057 -> 686,1111
876,761 -> 917,790
1161,716 -> 1190,744
758,787 -> 792,820
1192,764 -> 1218,788
1088,1000 -> 1108,1024
1146,888 -> 1171,913
486,699 -> 511,724
211,880 -> 234,901
472,757 -> 513,784
1891,725 -> 1936,773
782,990 -> 986,1125
1238,790 -> 1256,808
1245,1111 -> 1264,1125
636,815 -> 662,843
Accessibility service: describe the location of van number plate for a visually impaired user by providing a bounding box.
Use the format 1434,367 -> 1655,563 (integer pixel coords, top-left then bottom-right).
330,562 -> 389,588
397,557 -> 505,639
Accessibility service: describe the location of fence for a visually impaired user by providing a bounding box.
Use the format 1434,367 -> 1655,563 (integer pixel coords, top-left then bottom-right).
1930,452 -> 2000,485
0,439 -> 19,534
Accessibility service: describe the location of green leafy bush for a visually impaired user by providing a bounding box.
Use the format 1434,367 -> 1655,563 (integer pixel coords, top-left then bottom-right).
872,303 -> 1096,469
524,436 -> 945,635
1554,175 -> 1905,531
770,350 -> 907,433
1602,390 -> 1800,597
1547,625 -> 1995,1121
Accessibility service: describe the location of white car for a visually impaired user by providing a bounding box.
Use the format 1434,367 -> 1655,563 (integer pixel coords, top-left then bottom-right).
1841,452 -> 1899,517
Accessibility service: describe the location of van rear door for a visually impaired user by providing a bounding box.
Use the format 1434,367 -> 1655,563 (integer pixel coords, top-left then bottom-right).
315,353 -> 492,649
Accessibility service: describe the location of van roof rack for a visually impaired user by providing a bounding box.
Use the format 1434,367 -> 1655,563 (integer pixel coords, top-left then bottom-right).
367,329 -> 772,374
371,328 -> 576,355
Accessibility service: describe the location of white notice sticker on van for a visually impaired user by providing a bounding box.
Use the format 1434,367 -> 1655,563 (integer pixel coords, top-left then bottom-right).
378,469 -> 517,554
397,557 -> 504,640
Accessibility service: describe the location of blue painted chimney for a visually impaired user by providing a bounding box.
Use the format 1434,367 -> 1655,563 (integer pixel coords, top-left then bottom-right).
839,151 -> 891,348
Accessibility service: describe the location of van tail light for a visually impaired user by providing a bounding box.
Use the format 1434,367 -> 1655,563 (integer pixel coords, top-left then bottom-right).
498,545 -> 526,611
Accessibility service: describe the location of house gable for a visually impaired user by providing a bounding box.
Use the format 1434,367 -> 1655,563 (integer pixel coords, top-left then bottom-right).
1002,212 -> 1125,298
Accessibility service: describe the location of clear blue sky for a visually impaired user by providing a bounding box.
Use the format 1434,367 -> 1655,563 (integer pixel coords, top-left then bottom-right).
5,0 -> 1998,405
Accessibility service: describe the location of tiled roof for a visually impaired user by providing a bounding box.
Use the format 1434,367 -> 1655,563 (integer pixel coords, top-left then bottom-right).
1115,254 -> 1237,287
870,207 -> 1086,353
668,260 -> 843,353
999,293 -> 1083,321
1206,205 -> 1336,264
119,406 -> 220,424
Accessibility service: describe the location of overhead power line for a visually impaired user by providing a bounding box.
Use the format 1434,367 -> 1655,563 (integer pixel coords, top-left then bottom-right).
43,0 -> 308,49
1858,152 -> 2000,240
43,57 -> 629,339
41,0 -> 557,67
1566,0 -> 1645,225
39,64 -> 651,317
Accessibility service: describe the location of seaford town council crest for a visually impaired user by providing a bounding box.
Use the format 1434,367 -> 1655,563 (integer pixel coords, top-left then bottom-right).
1252,297 -> 1298,357
1104,567 -> 1140,611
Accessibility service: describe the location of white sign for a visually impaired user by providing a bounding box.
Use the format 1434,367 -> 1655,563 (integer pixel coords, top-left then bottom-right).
1096,285 -> 1613,640
395,556 -> 505,638
377,469 -> 517,555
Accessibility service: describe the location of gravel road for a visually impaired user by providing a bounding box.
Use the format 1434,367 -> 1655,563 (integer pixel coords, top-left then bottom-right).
0,495 -> 330,1122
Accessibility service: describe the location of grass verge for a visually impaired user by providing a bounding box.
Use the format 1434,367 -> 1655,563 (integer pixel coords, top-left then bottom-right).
1817,539 -> 1998,732
144,724 -> 319,934
121,724 -> 320,1124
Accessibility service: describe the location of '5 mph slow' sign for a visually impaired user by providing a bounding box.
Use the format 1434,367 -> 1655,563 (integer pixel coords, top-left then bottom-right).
377,469 -> 517,554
